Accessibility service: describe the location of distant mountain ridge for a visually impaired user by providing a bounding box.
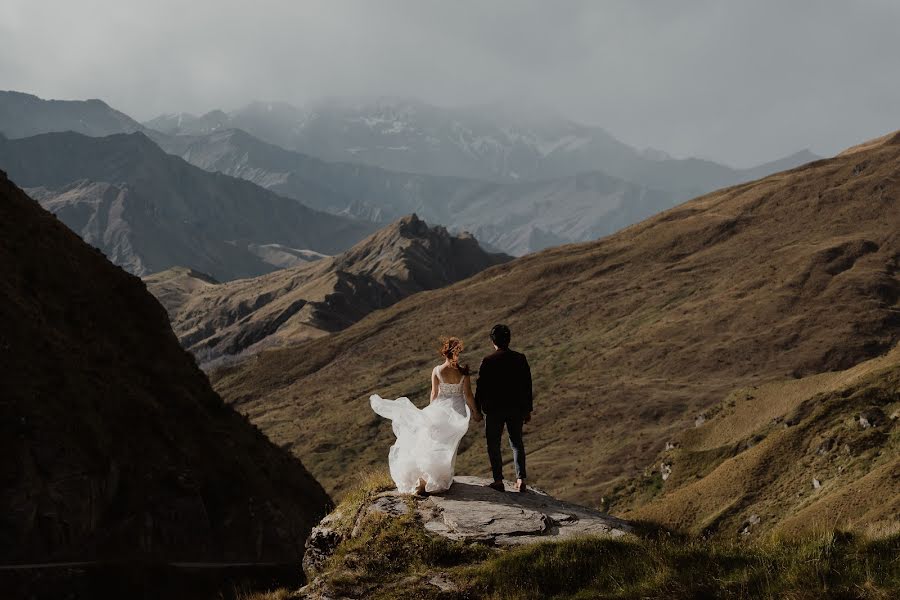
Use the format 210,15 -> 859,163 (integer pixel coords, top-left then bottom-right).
0,90 -> 145,138
145,214 -> 510,363
0,131 -> 376,280
155,127 -> 681,255
145,97 -> 820,196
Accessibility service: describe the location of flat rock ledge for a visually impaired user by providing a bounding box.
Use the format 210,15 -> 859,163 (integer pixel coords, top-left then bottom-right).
303,475 -> 633,577
421,476 -> 632,545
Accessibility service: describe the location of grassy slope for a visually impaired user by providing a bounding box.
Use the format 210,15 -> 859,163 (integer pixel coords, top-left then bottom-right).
212,131 -> 900,507
616,347 -> 900,538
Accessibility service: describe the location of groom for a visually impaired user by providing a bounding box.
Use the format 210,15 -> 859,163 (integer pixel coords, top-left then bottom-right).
475,324 -> 533,493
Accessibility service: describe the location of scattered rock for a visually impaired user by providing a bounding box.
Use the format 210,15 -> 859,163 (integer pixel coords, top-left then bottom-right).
665,441 -> 677,451
739,514 -> 762,537
817,438 -> 835,454
427,573 -> 459,592
695,415 -> 706,427
303,510 -> 346,575
858,408 -> 886,429
890,409 -> 900,421
351,495 -> 409,537
812,478 -> 822,490
660,463 -> 673,481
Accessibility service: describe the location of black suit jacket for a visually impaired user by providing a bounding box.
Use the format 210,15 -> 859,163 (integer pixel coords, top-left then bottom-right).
475,348 -> 533,416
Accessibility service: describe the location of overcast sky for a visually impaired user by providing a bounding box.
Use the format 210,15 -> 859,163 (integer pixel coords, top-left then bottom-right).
2,0 -> 899,166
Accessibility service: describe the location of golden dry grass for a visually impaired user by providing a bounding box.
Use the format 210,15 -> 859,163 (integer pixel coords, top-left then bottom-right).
617,347 -> 900,537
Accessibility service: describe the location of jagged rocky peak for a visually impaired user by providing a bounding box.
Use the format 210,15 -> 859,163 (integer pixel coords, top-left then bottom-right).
334,213 -> 507,280
147,215 -> 508,364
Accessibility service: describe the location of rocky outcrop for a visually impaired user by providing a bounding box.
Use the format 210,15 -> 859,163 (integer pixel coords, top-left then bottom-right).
302,476 -> 632,578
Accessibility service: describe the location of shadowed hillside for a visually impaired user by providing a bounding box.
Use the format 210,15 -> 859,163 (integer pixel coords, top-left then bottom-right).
145,215 -> 510,364
211,131 -> 899,508
0,170 -> 331,563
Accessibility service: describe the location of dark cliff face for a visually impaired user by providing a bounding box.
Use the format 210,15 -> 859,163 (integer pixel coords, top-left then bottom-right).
0,170 -> 331,563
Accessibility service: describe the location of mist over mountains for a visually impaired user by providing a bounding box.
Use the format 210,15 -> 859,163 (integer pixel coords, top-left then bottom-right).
155,128 -> 679,255
1,90 -> 819,258
146,97 -> 819,194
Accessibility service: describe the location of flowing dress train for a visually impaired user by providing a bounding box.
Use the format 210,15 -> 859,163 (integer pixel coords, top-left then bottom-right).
370,366 -> 470,493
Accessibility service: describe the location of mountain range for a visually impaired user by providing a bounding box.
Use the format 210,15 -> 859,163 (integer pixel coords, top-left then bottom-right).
0,169 -> 330,563
0,130 -> 376,280
145,97 -> 819,195
144,214 -> 509,364
155,128 -> 681,255
1,91 -> 819,257
209,128 -> 899,535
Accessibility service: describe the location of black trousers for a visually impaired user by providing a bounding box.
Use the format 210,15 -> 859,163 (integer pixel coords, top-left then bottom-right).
485,413 -> 526,481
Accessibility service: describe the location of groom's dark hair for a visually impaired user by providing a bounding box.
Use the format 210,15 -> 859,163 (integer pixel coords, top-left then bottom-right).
490,324 -> 511,349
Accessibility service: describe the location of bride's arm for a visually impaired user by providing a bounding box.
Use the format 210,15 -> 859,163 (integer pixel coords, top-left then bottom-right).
463,375 -> 481,420
430,369 -> 439,401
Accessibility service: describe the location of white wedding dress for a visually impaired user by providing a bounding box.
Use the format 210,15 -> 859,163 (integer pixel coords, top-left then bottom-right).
370,366 -> 471,493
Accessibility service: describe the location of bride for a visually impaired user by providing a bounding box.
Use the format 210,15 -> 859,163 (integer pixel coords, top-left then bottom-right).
370,336 -> 481,495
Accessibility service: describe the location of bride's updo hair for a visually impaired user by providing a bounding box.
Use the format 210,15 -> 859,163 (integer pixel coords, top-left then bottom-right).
440,336 -> 470,376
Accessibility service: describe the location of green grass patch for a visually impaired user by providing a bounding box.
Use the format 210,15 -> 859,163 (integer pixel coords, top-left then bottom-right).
330,469 -> 395,536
